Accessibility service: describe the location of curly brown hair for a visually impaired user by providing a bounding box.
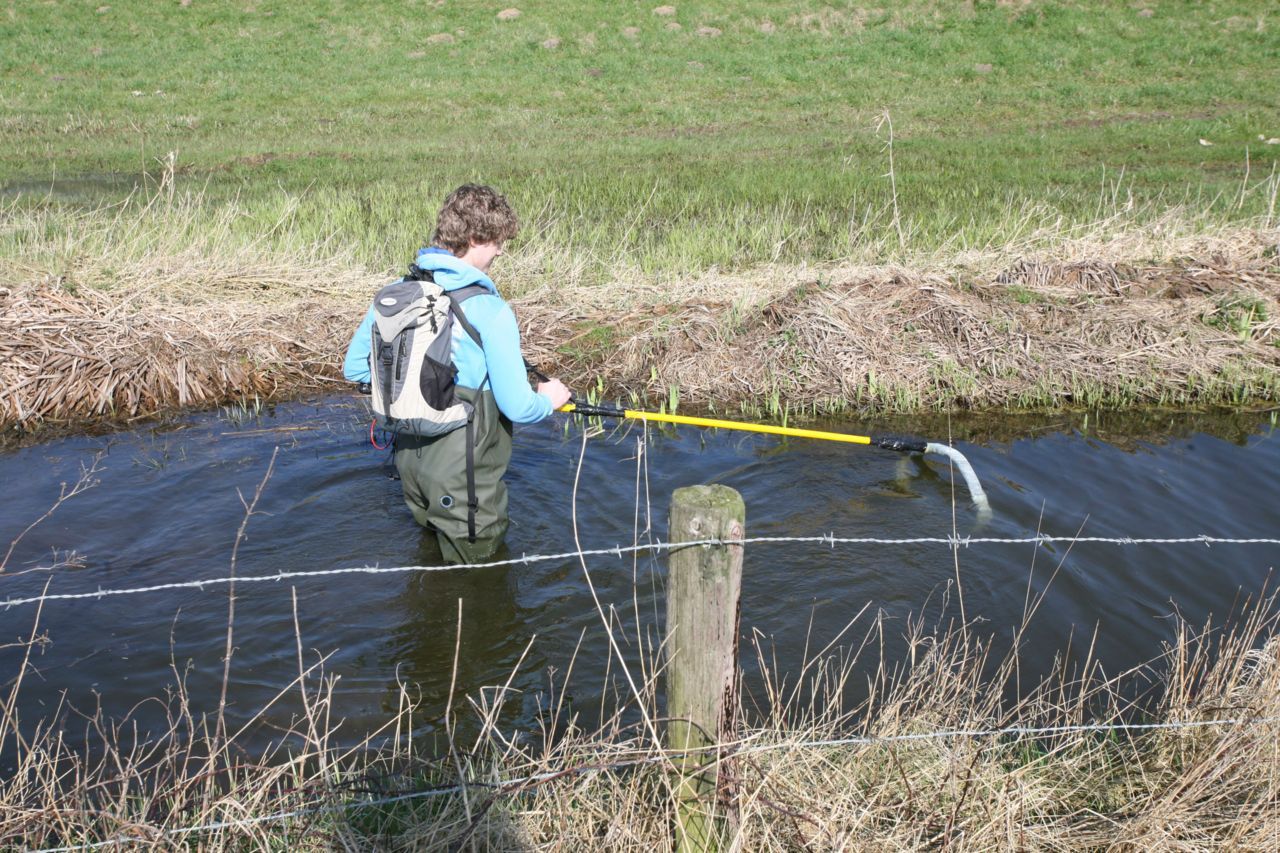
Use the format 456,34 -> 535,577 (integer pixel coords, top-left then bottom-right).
430,184 -> 520,255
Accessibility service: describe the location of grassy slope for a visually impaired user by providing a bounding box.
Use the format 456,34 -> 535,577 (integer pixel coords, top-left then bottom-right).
2,1 -> 1278,276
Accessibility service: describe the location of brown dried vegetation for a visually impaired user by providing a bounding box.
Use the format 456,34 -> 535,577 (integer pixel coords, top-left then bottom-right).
3,218 -> 1278,435
0,281 -> 354,432
523,239 -> 1280,415
5,575 -> 1280,849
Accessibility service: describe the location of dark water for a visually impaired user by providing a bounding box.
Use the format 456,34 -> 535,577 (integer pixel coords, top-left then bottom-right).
2,398 -> 1277,753
1,173 -> 144,205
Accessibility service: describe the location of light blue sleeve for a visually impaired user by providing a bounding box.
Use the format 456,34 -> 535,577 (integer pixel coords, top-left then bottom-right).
469,297 -> 553,424
342,305 -> 376,383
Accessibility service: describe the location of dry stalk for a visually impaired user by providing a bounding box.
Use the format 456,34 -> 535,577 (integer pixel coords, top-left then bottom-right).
215,447 -> 278,749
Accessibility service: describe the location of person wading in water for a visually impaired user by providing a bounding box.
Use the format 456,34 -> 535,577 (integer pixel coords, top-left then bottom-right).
343,184 -> 571,562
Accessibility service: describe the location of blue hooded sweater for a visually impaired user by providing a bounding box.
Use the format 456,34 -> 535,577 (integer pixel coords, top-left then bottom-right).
342,249 -> 553,424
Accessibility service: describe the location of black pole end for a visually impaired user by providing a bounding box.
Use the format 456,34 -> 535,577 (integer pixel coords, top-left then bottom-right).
873,435 -> 928,454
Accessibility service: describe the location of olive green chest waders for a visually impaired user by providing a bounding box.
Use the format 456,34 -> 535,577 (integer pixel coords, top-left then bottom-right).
394,384 -> 513,563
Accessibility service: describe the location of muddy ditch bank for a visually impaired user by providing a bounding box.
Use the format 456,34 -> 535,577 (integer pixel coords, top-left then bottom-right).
3,249 -> 1277,436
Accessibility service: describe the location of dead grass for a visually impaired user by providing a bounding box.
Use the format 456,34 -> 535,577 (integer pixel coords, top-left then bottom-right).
0,282 -> 356,428
0,191 -> 375,433
2,194 -> 1278,435
523,229 -> 1280,416
4,579 -> 1278,850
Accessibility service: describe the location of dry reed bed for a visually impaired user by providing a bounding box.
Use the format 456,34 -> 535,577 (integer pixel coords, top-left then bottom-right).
0,281 -> 356,430
3,231 -> 1278,434
4,596 -> 1279,850
527,245 -> 1280,414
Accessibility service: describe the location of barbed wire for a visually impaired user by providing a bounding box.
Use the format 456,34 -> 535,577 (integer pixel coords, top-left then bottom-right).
4,534 -> 1278,611
29,713 -> 1280,852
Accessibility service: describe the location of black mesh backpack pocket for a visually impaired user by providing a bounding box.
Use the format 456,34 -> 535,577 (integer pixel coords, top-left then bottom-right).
421,355 -> 459,411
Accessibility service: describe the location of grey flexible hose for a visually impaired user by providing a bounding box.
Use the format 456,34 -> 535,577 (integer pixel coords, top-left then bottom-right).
925,442 -> 992,519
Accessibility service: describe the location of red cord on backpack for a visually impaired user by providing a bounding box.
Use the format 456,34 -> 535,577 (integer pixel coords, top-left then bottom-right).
370,419 -> 390,450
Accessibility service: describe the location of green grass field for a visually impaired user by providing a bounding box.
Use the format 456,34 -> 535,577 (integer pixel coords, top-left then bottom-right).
2,1 -> 1278,278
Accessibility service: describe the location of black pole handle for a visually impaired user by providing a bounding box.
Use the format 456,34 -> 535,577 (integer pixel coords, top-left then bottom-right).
524,359 -> 551,384
872,436 -> 928,453
525,359 -> 579,403
567,401 -> 627,418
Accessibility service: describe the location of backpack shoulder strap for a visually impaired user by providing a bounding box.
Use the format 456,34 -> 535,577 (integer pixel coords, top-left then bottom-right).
450,283 -> 490,304
448,284 -> 490,348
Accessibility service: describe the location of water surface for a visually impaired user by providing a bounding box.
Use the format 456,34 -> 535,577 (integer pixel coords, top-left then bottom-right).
1,399 -> 1277,752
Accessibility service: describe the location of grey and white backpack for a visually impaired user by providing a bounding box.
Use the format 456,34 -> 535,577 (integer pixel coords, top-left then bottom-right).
368,265 -> 487,437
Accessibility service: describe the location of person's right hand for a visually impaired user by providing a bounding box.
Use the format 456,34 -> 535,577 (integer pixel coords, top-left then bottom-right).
537,379 -> 572,410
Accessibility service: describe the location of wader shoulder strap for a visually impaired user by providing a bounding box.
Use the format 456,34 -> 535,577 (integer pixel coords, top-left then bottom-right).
451,286 -> 490,543
462,374 -> 492,545
465,416 -> 477,543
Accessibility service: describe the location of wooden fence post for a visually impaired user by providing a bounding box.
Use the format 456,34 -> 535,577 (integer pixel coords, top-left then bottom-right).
666,484 -> 745,852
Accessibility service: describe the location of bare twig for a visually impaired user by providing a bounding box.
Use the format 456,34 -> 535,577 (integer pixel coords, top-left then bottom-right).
2,452 -> 104,572
215,447 -> 278,749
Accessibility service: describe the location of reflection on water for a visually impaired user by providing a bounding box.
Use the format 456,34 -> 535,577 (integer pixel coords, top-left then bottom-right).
1,397 -> 1277,753
1,173 -> 144,205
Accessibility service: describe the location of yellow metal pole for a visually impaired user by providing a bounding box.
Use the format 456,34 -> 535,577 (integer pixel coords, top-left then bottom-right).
558,400 -> 991,515
559,403 -> 873,446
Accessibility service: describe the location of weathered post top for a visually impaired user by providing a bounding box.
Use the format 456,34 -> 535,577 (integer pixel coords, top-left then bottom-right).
672,483 -> 747,514
670,485 -> 745,551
